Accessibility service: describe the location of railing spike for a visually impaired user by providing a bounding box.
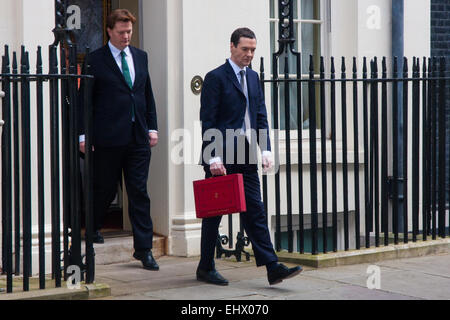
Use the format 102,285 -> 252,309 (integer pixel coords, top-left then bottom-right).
363,56 -> 367,75
330,56 -> 335,74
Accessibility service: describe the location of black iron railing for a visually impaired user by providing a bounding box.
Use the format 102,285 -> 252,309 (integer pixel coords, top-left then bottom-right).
258,53 -> 449,255
215,0 -> 448,260
1,42 -> 94,293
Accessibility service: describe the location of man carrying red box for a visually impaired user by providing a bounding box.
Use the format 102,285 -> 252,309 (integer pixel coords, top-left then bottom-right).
197,27 -> 303,286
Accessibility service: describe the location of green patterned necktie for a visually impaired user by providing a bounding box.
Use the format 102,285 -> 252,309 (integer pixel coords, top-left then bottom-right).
120,51 -> 135,121
120,51 -> 133,89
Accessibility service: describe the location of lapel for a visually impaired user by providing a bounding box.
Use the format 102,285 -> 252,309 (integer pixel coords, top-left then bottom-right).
224,60 -> 246,98
129,46 -> 141,90
102,45 -> 133,90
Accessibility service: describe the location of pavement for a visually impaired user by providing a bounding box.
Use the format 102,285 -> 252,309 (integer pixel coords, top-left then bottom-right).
92,252 -> 450,300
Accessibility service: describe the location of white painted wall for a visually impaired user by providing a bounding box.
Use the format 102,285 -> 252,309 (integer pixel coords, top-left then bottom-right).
158,0 -> 271,256
0,0 -> 434,261
0,0 -> 56,274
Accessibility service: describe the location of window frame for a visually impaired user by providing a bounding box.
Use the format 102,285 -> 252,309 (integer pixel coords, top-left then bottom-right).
269,0 -> 330,141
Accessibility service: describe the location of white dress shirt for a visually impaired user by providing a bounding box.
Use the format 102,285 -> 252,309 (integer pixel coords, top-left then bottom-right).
108,41 -> 135,85
208,59 -> 271,165
80,42 -> 156,143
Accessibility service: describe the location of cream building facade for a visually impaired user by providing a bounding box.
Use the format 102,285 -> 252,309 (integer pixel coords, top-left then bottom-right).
0,0 -> 432,274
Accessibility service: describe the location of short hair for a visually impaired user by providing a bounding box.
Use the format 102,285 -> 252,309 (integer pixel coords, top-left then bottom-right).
106,9 -> 137,30
230,28 -> 257,47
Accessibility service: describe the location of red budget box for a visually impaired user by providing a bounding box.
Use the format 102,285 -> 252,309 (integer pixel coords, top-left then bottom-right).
193,174 -> 247,218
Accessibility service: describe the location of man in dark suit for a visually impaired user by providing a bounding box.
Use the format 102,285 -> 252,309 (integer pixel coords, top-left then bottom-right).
79,9 -> 159,270
198,27 -> 302,285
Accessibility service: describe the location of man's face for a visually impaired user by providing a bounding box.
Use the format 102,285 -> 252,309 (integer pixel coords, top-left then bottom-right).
230,37 -> 257,69
107,21 -> 133,50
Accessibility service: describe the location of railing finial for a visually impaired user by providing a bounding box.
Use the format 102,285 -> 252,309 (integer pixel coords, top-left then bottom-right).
52,0 -> 73,46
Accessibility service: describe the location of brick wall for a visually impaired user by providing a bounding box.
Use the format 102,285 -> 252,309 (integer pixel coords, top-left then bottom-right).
431,0 -> 450,201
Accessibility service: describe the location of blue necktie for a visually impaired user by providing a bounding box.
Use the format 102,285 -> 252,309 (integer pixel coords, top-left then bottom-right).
239,70 -> 251,142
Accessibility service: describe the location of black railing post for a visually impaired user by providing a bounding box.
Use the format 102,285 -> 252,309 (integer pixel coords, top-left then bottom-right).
431,57 -> 437,240
330,57 -> 338,252
341,57 -> 349,251
60,45 -> 71,282
12,51 -> 21,275
284,55 -> 293,253
295,52 -> 304,254
260,57 -> 268,221
437,57 -> 446,238
69,43 -> 83,275
392,57 -> 400,244
83,47 -> 95,283
309,55 -> 318,255
422,57 -> 429,241
363,57 -> 371,248
36,46 -> 46,289
49,43 -> 62,287
320,57 -> 328,253
352,57 -> 361,250
2,46 -> 13,293
402,57 -> 409,243
81,49 -> 95,283
412,57 -> 420,242
370,58 -> 380,247
273,52 -> 281,251
288,39 -> 303,255
381,57 -> 389,246
20,47 -> 32,291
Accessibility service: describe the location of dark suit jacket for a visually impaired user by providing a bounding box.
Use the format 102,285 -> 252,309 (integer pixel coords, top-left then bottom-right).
200,60 -> 271,166
79,45 -> 157,147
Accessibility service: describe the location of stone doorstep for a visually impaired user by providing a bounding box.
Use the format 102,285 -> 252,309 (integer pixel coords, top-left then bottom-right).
0,235 -> 165,300
0,282 -> 111,301
251,238 -> 450,268
87,234 -> 166,265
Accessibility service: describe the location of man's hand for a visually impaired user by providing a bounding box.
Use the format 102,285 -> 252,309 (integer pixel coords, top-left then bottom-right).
262,153 -> 273,173
149,132 -> 158,148
79,142 -> 95,154
210,162 -> 227,176
79,141 -> 85,154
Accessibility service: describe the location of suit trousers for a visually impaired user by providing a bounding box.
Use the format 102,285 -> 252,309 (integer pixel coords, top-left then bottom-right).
198,164 -> 278,271
93,138 -> 153,251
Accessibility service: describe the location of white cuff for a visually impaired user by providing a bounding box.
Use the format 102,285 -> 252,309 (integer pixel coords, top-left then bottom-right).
262,150 -> 272,158
79,135 -> 85,143
149,130 -> 158,133
209,157 -> 222,165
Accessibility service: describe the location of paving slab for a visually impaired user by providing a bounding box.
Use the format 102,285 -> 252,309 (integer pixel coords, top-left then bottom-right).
377,253 -> 450,278
286,284 -> 422,300
143,284 -> 258,300
230,276 -> 343,299
337,270 -> 450,300
302,263 -> 402,282
89,252 -> 450,300
98,275 -> 202,297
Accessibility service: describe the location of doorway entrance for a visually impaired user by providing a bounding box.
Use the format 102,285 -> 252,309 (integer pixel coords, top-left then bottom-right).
70,0 -> 144,236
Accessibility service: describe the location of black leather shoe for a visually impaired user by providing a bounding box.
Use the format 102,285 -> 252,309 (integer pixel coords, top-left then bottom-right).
133,250 -> 159,271
267,264 -> 302,285
92,231 -> 104,244
196,268 -> 229,286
